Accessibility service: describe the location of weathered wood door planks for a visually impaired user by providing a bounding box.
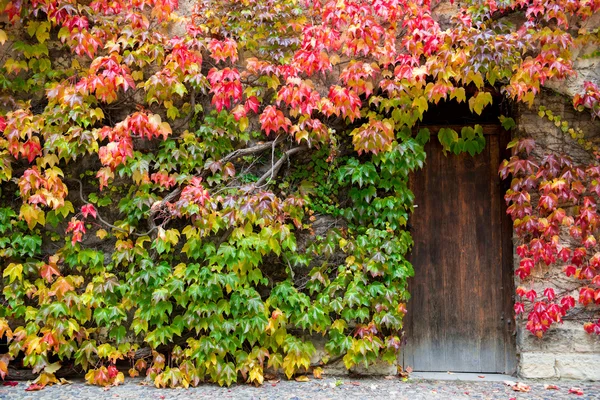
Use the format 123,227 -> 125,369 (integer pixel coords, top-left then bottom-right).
402,131 -> 516,374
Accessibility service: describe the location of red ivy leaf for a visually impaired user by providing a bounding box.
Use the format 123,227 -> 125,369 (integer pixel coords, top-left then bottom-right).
25,383 -> 45,391
81,204 -> 97,219
259,106 -> 291,136
569,387 -> 584,395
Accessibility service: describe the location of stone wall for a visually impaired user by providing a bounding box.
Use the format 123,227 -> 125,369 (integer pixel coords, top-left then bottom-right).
514,91 -> 600,380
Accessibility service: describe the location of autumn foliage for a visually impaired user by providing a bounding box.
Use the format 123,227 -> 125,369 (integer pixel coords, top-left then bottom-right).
0,0 -> 599,389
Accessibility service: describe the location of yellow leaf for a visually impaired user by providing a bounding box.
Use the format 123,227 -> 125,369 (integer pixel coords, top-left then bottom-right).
468,91 -> 493,115
135,236 -> 151,248
20,204 -> 45,229
160,122 -> 172,137
114,372 -> 125,385
0,318 -> 12,339
92,107 -> 104,121
312,367 -> 323,379
165,228 -> 180,245
44,361 -> 62,374
96,229 -> 108,239
239,116 -> 249,131
131,70 -> 144,81
451,87 -> 466,103
3,263 -> 23,283
331,319 -> 347,332
412,96 -> 428,115
167,106 -> 179,120
249,366 -> 264,385
295,375 -> 310,382
35,22 -> 50,44
37,153 -> 59,168
173,263 -> 186,278
0,30 -> 7,45
149,113 -> 162,126
85,369 -> 95,384
34,372 -> 59,386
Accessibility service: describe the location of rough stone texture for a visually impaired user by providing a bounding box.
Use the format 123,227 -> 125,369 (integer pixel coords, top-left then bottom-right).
556,354 -> 600,380
517,352 -> 600,381
515,91 -> 600,380
519,353 -> 557,379
517,321 -> 600,355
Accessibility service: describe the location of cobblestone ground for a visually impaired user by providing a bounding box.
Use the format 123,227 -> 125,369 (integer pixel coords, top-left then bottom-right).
0,377 -> 599,400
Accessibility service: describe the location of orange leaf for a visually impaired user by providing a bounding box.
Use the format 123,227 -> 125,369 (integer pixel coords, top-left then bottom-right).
0,360 -> 8,380
50,277 -> 74,299
40,263 -> 60,283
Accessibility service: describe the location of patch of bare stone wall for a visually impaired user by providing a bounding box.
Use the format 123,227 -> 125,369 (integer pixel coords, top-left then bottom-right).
515,91 -> 600,380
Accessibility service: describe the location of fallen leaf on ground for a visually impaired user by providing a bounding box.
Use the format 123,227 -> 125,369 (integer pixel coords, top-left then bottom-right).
478,375 -> 485,378
350,381 -> 361,386
569,387 -> 584,395
447,371 -> 454,374
25,383 -> 44,391
545,384 -> 559,390
406,366 -> 413,373
295,375 -> 310,382
312,367 -> 323,379
512,382 -> 531,392
384,375 -> 396,380
2,381 -> 17,386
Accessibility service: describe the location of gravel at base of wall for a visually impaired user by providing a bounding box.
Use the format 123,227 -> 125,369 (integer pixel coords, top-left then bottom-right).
0,377 -> 599,400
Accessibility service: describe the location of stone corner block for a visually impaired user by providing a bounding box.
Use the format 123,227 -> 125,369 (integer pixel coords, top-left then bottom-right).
518,352 -> 557,379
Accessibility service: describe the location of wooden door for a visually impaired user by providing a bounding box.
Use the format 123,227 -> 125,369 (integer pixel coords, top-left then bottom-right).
402,129 -> 516,374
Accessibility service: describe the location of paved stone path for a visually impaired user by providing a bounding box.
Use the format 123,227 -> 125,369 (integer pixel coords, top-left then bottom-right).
0,376 -> 599,399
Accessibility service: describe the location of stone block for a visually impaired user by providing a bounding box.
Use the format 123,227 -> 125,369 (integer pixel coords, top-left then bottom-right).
350,360 -> 397,376
556,354 -> 600,381
519,352 -> 557,379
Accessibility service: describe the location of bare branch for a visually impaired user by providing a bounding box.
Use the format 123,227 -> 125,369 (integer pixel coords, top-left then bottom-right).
147,137 -> 287,230
255,145 -> 307,187
69,178 -> 158,237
